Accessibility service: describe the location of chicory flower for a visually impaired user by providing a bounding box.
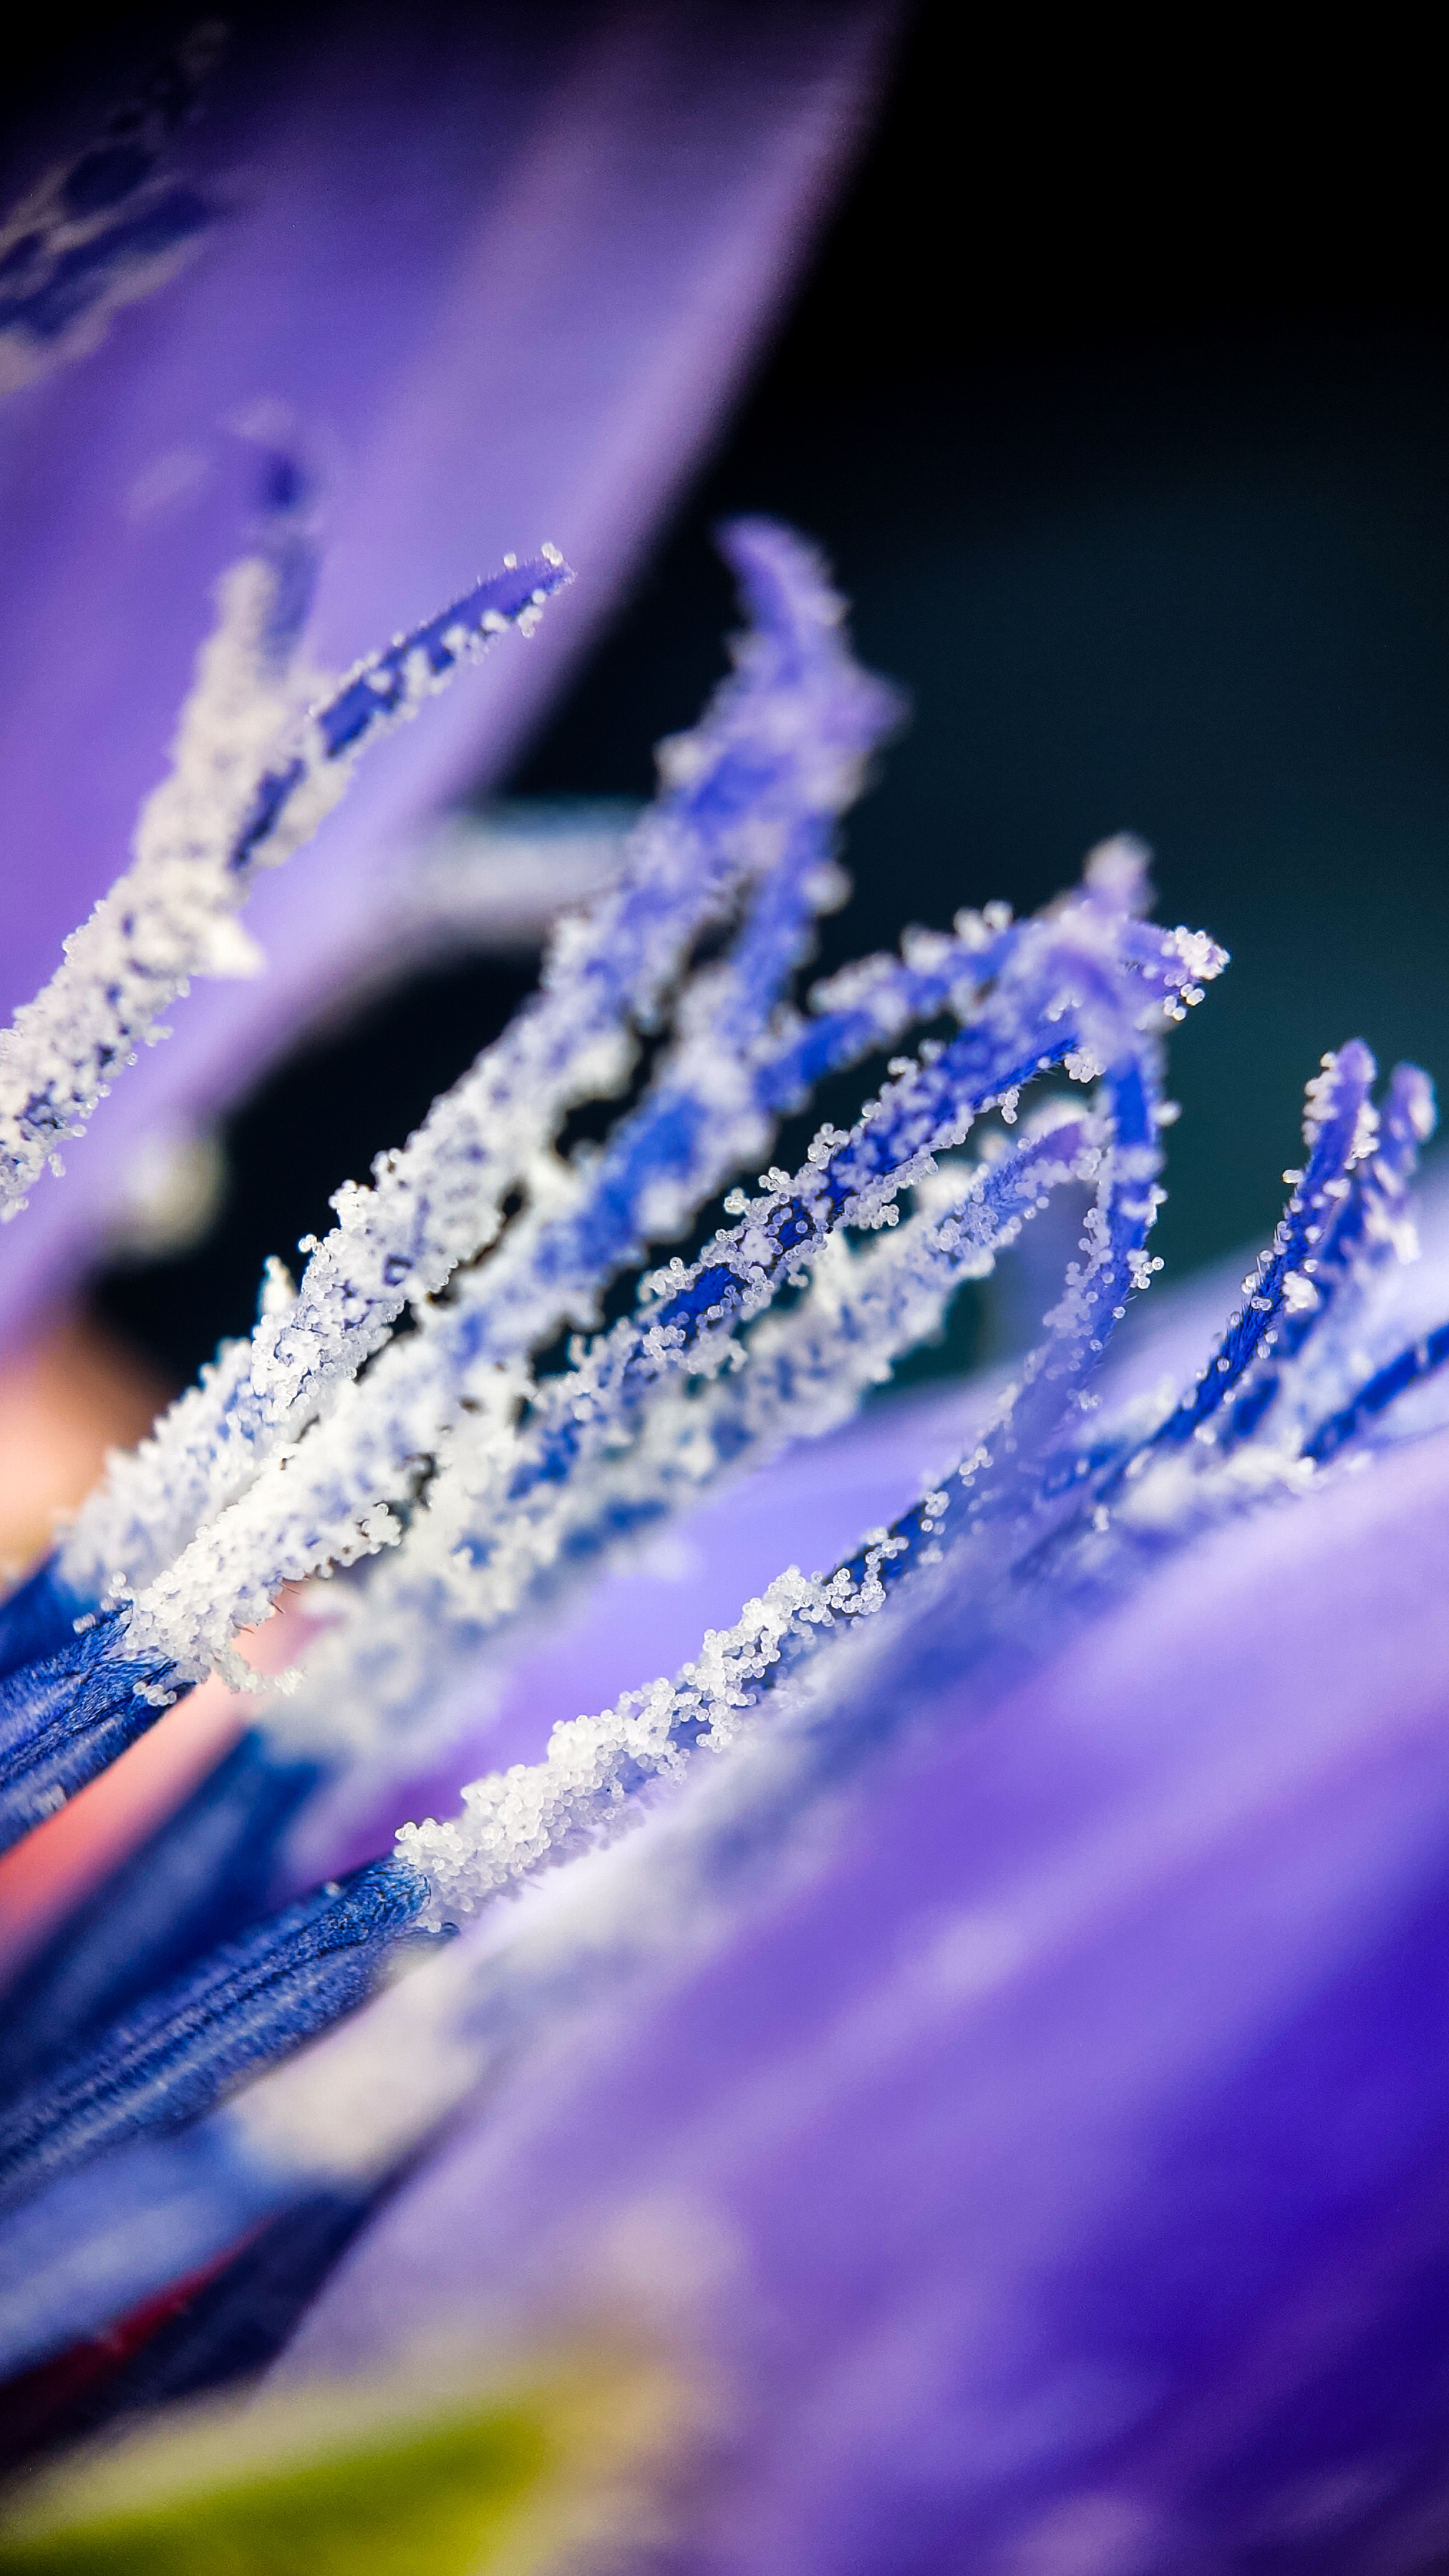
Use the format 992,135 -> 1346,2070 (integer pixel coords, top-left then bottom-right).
1,509 -> 1446,2565
2,25 -> 1449,2573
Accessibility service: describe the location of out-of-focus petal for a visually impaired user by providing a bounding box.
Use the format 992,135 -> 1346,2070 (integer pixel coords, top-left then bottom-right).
284,1419 -> 1449,2571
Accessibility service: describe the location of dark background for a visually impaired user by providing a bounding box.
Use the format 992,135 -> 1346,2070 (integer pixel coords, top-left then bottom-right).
9,4 -> 1448,1381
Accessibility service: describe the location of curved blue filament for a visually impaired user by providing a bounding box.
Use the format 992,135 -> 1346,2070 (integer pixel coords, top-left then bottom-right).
0,1557 -> 87,1687
0,1623 -> 176,1857
1012,1054 -> 1438,1578
0,1858 -> 430,2220
1226,1060 -> 1435,1447
228,553 -> 572,876
0,1116 -> 1106,2198
507,1015 -> 1090,1515
0,1734 -> 321,2098
0,526 -> 1271,2405
1304,1320 -> 1449,1465
1148,1044 -> 1375,1453
49,523 -> 889,1633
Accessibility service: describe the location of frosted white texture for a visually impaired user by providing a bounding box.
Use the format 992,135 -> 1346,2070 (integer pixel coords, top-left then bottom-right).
62,533 -> 865,1614
268,1109 -> 1100,1768
0,551 -> 326,1217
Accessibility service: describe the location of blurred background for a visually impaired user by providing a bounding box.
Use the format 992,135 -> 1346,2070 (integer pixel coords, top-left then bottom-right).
4,0 -> 1446,1500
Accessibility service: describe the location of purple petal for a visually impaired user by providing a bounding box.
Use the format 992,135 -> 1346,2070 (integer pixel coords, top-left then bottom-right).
286,1418 -> 1449,2570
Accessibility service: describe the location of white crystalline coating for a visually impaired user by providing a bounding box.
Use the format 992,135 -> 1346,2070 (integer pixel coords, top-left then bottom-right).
397,1556 -> 881,1926
1238,1059 -> 1440,1452
385,1129 -> 1105,1915
267,1110 -> 1100,1766
21,486 -> 1449,2328
1036,1049 -> 1443,1570
205,1121 -> 1449,2200
110,973 -> 956,1682
226,1572 -> 929,2205
0,550 -> 329,1217
93,810 -> 1213,1709
64,524 -> 877,1614
42,533 -> 1237,1875
120,913 -> 1111,1683
396,1117 -> 1137,1925
112,812 -> 1209,1686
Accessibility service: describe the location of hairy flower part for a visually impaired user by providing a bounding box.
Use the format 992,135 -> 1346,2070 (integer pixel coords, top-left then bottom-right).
389,1044 -> 1167,1923
1251,1059 -> 1438,1447
264,1055 -> 1445,1890
0,1141 -> 1086,2095
268,1035 -> 1439,1965
1025,1049 -> 1443,1575
5,495 -> 1449,2570
1,518 -> 901,1830
52,523 -> 886,1630
0,530 -> 570,1221
0,530 -> 315,1219
0,520 -> 908,1831
0,23 -> 226,399
0,1857 -> 431,2222
1128,1040 -> 1383,1457
109,832 -> 1203,1693
0,533 -> 1234,2228
399,1053 -> 1438,1926
0,921 -> 1229,2189
0,1097 -> 1164,2118
6,1391 -> 1449,2449
269,1112 -> 1100,1780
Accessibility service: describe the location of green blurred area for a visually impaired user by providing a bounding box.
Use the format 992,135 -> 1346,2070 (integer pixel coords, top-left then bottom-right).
0,2400 -> 549,2575
0,2352 -> 682,2575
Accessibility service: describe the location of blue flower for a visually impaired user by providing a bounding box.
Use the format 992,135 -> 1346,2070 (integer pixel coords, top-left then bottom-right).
2,21 -> 1449,2573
